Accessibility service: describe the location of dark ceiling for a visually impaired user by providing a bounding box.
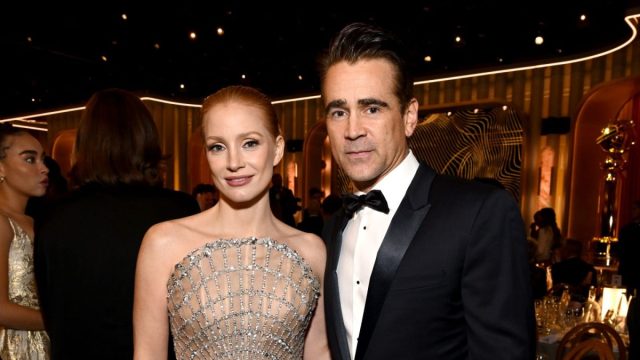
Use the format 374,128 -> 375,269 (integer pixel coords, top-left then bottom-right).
0,1 -> 637,119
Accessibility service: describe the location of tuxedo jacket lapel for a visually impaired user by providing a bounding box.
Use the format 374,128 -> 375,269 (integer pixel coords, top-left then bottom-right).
355,165 -> 436,360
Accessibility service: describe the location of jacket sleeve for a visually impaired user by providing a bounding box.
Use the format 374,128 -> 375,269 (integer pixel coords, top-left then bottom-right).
462,189 -> 537,359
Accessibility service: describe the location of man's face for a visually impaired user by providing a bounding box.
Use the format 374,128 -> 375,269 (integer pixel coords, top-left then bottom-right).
322,58 -> 417,192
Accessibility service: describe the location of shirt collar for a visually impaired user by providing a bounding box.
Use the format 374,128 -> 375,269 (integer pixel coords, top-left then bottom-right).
358,150 -> 419,214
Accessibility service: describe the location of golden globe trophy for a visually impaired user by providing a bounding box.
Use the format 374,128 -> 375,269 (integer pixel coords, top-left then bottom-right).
593,119 -> 635,266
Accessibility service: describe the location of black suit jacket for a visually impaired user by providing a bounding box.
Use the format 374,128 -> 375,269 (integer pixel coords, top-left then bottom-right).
34,183 -> 200,360
323,164 -> 536,359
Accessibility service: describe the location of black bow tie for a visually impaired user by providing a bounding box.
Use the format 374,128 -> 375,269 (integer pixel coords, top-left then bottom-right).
342,189 -> 390,218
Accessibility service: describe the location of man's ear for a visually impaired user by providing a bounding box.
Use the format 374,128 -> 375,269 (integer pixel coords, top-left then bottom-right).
404,98 -> 419,137
273,135 -> 285,166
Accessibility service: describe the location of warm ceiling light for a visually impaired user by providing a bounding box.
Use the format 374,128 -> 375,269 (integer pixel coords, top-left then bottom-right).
26,36 -> 32,43
179,84 -> 185,89
121,14 -> 128,20
189,32 -> 197,40
101,55 -> 108,62
241,74 -> 246,79
154,43 -> 160,49
6,13 -> 640,124
455,36 -> 461,43
502,105 -> 508,111
424,55 -> 432,62
580,14 -> 587,21
31,98 -> 36,102
297,75 -> 303,80
535,36 -> 544,45
217,27 -> 224,36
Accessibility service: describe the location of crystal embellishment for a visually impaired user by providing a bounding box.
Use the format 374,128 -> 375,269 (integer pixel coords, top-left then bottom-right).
167,237 -> 320,360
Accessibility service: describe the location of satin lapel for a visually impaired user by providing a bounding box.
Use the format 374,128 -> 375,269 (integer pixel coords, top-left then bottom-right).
325,209 -> 352,360
355,165 -> 436,360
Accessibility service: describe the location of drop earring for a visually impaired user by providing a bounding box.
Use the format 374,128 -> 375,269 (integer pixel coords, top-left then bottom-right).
0,176 -> 4,183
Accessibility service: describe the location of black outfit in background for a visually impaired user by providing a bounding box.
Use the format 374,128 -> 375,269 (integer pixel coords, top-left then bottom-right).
627,293 -> 639,360
34,183 -> 200,360
551,257 -> 597,286
618,220 -> 640,294
297,209 -> 324,236
269,185 -> 298,227
530,263 -> 548,300
551,257 -> 597,301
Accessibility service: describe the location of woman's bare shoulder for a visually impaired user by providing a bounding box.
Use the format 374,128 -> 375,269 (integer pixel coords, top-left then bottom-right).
140,213 -> 208,260
0,214 -> 12,244
280,228 -> 326,279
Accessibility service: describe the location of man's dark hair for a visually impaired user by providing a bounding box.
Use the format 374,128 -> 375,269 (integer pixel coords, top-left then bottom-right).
0,123 -> 28,159
73,88 -> 163,186
319,22 -> 414,112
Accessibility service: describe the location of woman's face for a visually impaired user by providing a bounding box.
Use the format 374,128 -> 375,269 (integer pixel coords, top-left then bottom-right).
0,133 -> 49,198
202,101 -> 284,205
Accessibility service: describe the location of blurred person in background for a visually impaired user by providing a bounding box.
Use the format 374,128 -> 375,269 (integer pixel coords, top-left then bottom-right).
618,200 -> 640,296
550,239 -> 597,302
297,187 -> 325,236
26,156 -> 69,226
34,89 -> 199,360
532,207 -> 563,264
191,183 -> 218,211
269,173 -> 299,227
0,124 -> 50,359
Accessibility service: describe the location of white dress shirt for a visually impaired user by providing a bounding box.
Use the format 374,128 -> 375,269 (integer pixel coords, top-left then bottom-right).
337,150 -> 419,359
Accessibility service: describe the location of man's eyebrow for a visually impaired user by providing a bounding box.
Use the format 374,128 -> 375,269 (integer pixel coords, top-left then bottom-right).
324,99 -> 347,115
358,98 -> 388,108
325,99 -> 346,109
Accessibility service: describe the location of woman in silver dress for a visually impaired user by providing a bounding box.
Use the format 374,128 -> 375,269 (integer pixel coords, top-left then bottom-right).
133,86 -> 330,360
0,125 -> 50,359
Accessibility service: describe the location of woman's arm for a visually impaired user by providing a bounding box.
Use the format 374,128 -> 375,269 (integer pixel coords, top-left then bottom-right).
0,216 -> 46,330
303,235 -> 330,360
304,292 -> 331,359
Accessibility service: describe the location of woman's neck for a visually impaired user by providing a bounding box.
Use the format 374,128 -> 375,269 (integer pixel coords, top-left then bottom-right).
0,191 -> 28,216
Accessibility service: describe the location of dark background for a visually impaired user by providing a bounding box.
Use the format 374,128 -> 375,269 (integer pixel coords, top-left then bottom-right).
0,1 -> 636,118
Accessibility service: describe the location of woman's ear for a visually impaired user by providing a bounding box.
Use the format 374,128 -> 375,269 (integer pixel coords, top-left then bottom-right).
273,135 -> 285,166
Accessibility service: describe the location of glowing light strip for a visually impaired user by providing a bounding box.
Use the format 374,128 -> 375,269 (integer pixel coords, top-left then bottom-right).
0,106 -> 86,123
139,96 -> 202,108
271,95 -> 321,104
414,12 -> 640,85
10,124 -> 49,132
1,12 -> 637,123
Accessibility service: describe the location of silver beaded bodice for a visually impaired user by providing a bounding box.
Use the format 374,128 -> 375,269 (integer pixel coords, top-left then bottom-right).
167,237 -> 320,360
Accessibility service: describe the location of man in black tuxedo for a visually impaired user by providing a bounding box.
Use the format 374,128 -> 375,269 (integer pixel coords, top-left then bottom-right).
320,23 -> 535,359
